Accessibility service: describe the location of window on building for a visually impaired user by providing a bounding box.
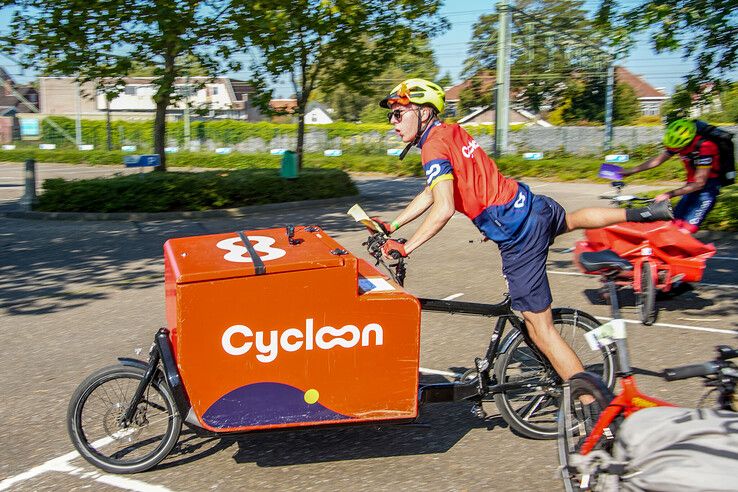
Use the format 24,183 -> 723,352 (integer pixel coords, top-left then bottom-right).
124,86 -> 137,96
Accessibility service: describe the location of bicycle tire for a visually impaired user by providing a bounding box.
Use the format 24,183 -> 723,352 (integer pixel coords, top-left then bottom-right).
493,311 -> 615,440
557,372 -> 616,492
67,364 -> 182,474
637,261 -> 658,325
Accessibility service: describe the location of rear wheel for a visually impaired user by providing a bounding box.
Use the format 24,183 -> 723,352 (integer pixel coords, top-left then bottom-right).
637,261 -> 658,325
557,372 -> 617,492
67,364 -> 182,474
493,311 -> 615,440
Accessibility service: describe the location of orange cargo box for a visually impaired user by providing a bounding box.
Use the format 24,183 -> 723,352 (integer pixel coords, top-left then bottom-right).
163,226 -> 421,433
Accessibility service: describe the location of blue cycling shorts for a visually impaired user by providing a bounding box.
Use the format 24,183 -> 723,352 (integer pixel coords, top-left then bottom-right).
673,179 -> 721,230
497,194 -> 567,313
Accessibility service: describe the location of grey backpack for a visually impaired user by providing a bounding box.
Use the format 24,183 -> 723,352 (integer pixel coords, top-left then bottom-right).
612,407 -> 738,491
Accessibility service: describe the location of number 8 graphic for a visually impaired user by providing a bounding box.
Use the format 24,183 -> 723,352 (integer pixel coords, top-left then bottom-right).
216,235 -> 287,263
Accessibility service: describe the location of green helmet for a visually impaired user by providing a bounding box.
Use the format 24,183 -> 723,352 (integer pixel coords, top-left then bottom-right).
663,119 -> 697,149
379,78 -> 446,113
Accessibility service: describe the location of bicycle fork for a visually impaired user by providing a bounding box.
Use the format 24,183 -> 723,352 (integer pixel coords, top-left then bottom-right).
121,344 -> 161,426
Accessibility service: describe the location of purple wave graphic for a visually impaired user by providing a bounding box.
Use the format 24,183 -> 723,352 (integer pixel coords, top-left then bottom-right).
202,382 -> 352,428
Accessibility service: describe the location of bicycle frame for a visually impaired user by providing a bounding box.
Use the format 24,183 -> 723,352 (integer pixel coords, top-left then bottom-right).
578,375 -> 675,455
577,276 -> 676,455
417,297 -> 542,404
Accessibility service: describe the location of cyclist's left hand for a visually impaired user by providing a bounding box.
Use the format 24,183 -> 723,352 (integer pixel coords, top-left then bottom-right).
654,193 -> 671,202
382,239 -> 407,259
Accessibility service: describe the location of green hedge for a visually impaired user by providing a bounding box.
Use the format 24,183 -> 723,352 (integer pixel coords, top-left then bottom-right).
36,168 -> 358,213
37,116 -> 520,149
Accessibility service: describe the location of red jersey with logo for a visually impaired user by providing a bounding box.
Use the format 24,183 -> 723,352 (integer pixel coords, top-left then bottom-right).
666,136 -> 721,182
418,122 -> 532,243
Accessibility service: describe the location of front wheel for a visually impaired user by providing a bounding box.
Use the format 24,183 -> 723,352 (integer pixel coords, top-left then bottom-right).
67,364 -> 182,474
557,372 -> 616,492
637,260 -> 658,325
493,311 -> 614,440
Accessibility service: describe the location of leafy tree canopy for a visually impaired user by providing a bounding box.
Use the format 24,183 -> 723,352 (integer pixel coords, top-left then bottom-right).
597,0 -> 738,92
462,0 -> 609,112
229,0 -> 447,167
2,0 -> 240,170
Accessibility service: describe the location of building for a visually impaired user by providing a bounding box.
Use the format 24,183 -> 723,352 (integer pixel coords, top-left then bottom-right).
445,67 -> 668,123
38,76 -> 263,121
0,67 -> 40,142
304,102 -> 333,124
268,99 -> 334,124
614,67 -> 668,116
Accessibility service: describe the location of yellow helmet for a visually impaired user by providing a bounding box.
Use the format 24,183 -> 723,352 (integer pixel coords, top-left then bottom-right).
663,119 -> 697,150
380,78 -> 446,113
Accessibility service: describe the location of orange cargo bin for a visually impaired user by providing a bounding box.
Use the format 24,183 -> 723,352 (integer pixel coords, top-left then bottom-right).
163,226 -> 421,433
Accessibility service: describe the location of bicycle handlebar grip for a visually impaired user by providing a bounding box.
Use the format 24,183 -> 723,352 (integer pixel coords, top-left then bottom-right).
718,345 -> 738,360
663,362 -> 719,381
389,250 -> 403,260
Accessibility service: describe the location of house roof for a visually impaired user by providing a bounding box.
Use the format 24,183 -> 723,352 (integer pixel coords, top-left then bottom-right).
615,67 -> 667,99
269,98 -> 297,113
0,86 -> 38,112
445,72 -> 496,101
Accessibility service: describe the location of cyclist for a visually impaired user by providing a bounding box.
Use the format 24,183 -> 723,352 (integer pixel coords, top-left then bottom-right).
374,78 -> 672,383
621,119 -> 722,233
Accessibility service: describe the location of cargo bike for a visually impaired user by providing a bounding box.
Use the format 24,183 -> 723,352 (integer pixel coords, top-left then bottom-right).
67,207 -> 615,473
574,165 -> 716,325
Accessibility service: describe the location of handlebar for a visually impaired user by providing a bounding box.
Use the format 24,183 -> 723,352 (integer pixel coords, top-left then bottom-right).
662,345 -> 738,381
363,232 -> 406,286
663,362 -> 720,381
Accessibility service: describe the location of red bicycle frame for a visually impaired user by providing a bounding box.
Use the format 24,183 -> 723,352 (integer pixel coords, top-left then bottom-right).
579,375 -> 675,455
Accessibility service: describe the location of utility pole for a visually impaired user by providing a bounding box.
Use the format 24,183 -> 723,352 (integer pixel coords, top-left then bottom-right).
494,0 -> 512,158
603,59 -> 615,151
184,75 -> 191,150
75,80 -> 82,147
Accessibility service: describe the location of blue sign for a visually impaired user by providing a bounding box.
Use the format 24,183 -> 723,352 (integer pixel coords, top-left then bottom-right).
387,149 -> 403,156
124,154 -> 161,168
605,154 -> 629,163
523,152 -> 544,160
323,149 -> 342,157
20,119 -> 40,136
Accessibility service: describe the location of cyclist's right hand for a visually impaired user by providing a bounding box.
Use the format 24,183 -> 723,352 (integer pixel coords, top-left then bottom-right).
370,216 -> 393,236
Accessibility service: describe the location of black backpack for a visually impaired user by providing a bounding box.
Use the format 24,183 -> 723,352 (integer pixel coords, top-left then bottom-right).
694,120 -> 736,186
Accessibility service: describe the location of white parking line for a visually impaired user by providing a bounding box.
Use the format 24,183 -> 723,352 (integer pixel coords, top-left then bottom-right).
594,316 -> 735,335
548,270 -> 738,289
713,256 -> 738,261
442,293 -> 465,300
0,436 -> 171,492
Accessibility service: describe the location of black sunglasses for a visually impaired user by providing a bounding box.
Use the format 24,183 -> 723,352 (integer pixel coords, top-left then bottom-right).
386,108 -> 416,123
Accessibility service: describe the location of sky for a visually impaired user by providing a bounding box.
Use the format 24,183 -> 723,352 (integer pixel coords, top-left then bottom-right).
0,1 -> 727,98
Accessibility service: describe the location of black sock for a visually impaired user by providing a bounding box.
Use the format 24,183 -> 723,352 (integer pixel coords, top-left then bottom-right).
625,207 -> 649,222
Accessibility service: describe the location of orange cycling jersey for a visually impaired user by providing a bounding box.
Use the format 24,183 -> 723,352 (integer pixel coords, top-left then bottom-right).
419,121 -> 532,243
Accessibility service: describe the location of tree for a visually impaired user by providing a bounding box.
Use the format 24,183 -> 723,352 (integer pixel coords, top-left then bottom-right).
721,83 -> 738,124
312,37 -> 441,122
462,0 -> 607,113
2,1 -> 239,171
598,0 -> 738,91
561,76 -> 640,125
230,0 -> 447,169
458,77 -> 494,115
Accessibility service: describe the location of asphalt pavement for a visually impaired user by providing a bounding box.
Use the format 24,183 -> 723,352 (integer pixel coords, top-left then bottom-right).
0,162 -> 736,491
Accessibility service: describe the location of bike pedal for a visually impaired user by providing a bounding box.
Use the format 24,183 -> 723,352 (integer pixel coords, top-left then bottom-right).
470,403 -> 487,419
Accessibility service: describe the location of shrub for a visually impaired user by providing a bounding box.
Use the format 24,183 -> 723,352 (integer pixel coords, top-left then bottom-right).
35,168 -> 358,213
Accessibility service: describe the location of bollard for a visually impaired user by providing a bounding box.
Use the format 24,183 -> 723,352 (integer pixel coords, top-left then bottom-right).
19,158 -> 37,210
